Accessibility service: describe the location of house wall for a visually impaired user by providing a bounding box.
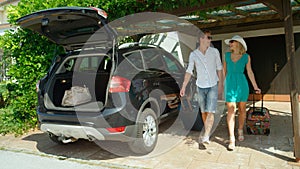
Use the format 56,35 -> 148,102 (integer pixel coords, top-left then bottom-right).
0,0 -> 18,35
0,0 -> 18,81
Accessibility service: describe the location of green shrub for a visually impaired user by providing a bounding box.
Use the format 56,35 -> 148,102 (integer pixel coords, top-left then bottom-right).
0,28 -> 60,135
0,83 -> 8,108
0,107 -> 35,135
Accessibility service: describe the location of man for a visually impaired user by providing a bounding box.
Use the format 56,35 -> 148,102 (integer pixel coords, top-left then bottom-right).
180,30 -> 223,148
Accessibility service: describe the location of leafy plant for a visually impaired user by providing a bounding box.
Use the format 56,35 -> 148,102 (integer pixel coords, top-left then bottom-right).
0,28 -> 62,134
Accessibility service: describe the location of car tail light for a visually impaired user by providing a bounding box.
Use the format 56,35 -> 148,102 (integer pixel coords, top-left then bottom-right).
36,80 -> 40,92
106,126 -> 126,133
89,7 -> 108,19
109,76 -> 131,93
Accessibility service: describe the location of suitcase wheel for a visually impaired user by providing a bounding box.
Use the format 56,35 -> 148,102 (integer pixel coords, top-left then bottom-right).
246,127 -> 252,135
264,128 -> 270,136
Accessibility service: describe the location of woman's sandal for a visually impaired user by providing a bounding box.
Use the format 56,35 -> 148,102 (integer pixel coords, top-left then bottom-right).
238,129 -> 244,142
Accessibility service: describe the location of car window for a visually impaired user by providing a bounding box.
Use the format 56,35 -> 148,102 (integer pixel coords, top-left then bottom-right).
57,58 -> 75,74
57,55 -> 111,74
64,59 -> 75,72
142,49 -> 165,70
79,57 -> 98,72
123,51 -> 144,70
162,54 -> 180,72
78,56 -> 111,72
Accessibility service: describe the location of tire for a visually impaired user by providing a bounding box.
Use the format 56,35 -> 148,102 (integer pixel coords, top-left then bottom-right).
180,90 -> 204,131
128,108 -> 158,155
191,111 -> 204,131
180,109 -> 203,131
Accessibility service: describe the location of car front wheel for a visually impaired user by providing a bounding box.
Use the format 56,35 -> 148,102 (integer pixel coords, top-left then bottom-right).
128,108 -> 158,155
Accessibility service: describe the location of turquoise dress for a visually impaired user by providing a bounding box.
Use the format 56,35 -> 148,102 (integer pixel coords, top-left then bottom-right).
224,52 -> 249,102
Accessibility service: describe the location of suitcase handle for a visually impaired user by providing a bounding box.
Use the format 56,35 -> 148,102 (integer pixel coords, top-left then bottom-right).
252,90 -> 263,108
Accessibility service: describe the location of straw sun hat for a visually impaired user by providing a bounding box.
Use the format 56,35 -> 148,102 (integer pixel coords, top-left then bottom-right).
224,35 -> 247,51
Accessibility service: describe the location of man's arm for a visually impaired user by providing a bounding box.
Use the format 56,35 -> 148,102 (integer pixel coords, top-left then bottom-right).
181,51 -> 195,96
217,69 -> 223,99
180,72 -> 192,96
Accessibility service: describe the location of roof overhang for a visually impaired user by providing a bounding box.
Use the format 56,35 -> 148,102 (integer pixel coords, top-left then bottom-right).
161,0 -> 300,34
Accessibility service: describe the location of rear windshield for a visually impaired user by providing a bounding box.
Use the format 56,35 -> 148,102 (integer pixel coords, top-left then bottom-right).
56,55 -> 111,74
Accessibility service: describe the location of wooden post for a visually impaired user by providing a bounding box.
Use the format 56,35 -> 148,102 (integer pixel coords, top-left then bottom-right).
282,0 -> 300,161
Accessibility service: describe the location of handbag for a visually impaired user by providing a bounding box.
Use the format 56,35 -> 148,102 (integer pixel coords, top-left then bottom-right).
61,85 -> 92,106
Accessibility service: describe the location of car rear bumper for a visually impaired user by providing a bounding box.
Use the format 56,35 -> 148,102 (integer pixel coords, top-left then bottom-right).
40,123 -> 137,142
37,99 -> 138,142
37,93 -> 139,142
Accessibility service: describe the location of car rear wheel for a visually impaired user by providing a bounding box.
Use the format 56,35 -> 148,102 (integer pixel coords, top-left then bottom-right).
128,108 -> 158,155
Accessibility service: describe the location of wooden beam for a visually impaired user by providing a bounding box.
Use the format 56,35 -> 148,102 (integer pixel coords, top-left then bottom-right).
191,13 -> 281,28
281,0 -> 300,161
259,0 -> 284,18
196,20 -> 284,34
161,0 -> 248,16
186,7 -> 300,34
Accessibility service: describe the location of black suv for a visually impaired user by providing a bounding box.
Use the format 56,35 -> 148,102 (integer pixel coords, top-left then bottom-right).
17,7 -> 192,154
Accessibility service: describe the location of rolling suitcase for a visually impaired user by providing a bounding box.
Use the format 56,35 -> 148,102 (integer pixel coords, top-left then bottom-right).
246,92 -> 270,135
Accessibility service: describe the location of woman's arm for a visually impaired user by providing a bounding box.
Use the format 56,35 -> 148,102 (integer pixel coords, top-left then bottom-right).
246,55 -> 261,93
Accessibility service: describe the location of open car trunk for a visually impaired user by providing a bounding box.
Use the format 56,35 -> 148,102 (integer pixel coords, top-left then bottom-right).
44,53 -> 112,112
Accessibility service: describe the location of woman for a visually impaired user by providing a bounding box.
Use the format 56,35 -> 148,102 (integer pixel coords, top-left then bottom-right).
223,35 -> 261,150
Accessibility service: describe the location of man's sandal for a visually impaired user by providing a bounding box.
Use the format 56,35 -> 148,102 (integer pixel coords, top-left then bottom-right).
228,139 -> 235,151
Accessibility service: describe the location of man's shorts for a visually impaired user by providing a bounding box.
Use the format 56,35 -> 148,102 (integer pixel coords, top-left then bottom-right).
197,84 -> 218,113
